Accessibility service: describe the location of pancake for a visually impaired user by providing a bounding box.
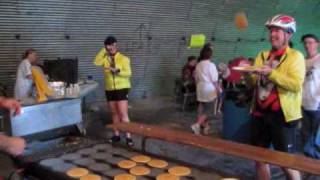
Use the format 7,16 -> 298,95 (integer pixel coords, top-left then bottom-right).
119,151 -> 139,159
147,159 -> 168,168
60,153 -> 82,161
168,166 -> 191,176
51,162 -> 76,173
90,152 -> 112,160
114,174 -> 136,180
129,166 -> 150,176
74,158 -> 96,167
77,148 -> 97,156
156,173 -> 179,180
149,168 -> 166,177
67,167 -> 89,178
130,155 -> 151,163
103,169 -> 126,177
39,158 -> 64,167
118,160 -> 137,169
93,144 -> 112,151
107,157 -> 125,165
114,148 -> 131,156
80,174 -> 102,180
88,163 -> 111,172
133,177 -> 149,180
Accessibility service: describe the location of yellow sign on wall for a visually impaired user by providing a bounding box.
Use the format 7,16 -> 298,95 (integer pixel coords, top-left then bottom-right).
189,34 -> 206,48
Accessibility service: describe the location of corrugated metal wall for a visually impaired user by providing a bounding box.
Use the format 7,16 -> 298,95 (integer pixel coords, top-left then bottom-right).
0,0 -> 319,100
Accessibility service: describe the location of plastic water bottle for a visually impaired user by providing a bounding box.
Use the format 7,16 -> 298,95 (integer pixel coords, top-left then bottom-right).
74,84 -> 80,96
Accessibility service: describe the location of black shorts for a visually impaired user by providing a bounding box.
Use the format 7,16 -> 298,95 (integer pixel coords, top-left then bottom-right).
105,89 -> 130,101
251,110 -> 299,153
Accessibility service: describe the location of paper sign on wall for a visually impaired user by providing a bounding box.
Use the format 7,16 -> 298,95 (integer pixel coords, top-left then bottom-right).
189,34 -> 206,48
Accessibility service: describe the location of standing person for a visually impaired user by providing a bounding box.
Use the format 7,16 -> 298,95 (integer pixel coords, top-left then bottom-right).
94,36 -> 134,147
191,46 -> 219,135
14,49 -> 38,101
301,34 -> 320,159
181,56 -> 197,93
247,14 -> 304,180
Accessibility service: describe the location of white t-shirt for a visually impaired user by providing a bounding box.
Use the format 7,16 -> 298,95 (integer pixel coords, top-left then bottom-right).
195,60 -> 218,102
14,59 -> 33,100
302,54 -> 320,110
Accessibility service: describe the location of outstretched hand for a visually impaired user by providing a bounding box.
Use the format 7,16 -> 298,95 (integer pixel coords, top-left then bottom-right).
0,98 -> 21,115
1,136 -> 26,156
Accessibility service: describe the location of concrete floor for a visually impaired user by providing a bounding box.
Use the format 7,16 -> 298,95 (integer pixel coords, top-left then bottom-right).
86,96 -> 222,137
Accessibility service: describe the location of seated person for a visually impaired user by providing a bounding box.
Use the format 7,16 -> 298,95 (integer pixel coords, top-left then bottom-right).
31,64 -> 54,102
14,49 -> 53,104
181,56 -> 197,93
14,49 -> 38,102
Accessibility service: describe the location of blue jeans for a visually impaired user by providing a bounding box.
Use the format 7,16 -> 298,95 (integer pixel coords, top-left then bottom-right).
302,109 -> 320,159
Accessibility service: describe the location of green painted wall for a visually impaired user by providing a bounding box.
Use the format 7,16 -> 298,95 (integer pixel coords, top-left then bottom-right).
191,0 -> 320,62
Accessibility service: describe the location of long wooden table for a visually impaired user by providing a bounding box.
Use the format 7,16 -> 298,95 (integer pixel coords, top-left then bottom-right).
107,122 -> 320,175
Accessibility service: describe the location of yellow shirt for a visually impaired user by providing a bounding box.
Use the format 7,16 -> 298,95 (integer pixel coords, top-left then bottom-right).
32,66 -> 54,102
94,48 -> 132,91
252,47 -> 305,122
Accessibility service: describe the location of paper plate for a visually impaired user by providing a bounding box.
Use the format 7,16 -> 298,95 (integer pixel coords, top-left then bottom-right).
232,66 -> 257,72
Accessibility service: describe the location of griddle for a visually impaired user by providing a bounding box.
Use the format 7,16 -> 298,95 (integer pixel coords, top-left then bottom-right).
3,99 -> 226,179
22,142 -> 223,180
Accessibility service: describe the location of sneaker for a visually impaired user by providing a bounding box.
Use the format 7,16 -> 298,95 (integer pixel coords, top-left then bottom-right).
108,135 -> 120,144
126,138 -> 134,147
191,124 -> 201,135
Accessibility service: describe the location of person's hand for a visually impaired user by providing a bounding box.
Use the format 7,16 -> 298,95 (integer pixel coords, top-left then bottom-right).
4,136 -> 26,156
238,61 -> 251,67
0,98 -> 21,115
106,67 -> 120,74
255,66 -> 272,76
218,63 -> 228,72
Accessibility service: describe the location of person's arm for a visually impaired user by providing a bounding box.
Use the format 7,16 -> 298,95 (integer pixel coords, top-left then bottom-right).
211,64 -> 221,94
182,68 -> 191,81
21,60 -> 32,79
218,63 -> 230,79
0,97 -> 21,115
0,97 -> 25,156
0,134 -> 25,156
93,48 -> 107,66
116,56 -> 132,78
194,65 -> 199,84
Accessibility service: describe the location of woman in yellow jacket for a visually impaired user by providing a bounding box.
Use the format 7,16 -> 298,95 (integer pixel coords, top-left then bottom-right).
94,36 -> 133,146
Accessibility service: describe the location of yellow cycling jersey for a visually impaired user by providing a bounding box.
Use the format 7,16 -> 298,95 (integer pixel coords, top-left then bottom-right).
252,47 -> 305,122
94,48 -> 132,91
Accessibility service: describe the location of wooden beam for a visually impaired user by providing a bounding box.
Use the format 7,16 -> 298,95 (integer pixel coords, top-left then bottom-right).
107,122 -> 320,175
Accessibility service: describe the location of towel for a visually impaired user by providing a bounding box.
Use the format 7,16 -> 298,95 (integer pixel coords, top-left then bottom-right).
31,66 -> 53,102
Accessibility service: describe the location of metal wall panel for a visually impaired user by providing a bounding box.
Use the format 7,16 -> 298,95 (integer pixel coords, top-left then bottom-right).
0,0 -> 318,100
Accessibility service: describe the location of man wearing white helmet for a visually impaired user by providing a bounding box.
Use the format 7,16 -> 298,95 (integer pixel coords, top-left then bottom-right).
249,14 -> 305,180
